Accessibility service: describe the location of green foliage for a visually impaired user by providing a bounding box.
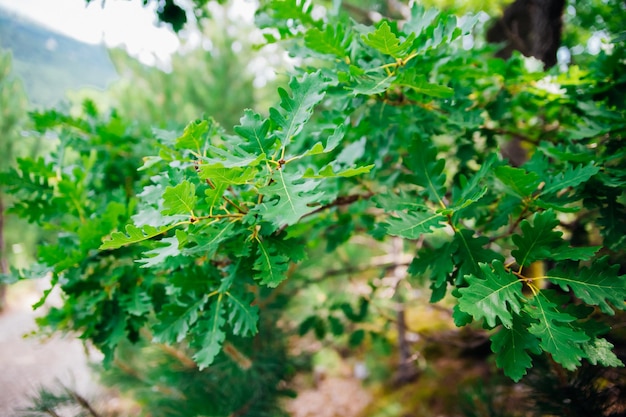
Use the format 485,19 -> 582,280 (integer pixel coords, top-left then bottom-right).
4,2 -> 626,415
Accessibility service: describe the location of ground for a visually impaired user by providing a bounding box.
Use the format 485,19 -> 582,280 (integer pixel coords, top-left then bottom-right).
0,281 -> 99,416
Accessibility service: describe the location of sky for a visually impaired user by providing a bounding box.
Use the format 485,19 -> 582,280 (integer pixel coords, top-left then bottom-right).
0,0 -> 181,64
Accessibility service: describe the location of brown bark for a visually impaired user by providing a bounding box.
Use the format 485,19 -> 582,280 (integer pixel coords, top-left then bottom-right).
487,0 -> 566,68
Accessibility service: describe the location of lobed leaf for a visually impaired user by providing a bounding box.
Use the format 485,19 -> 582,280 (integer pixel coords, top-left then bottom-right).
193,296 -> 227,369
546,257 -> 626,314
269,70 -> 329,148
234,109 -> 275,155
362,21 -> 415,59
256,170 -> 324,227
304,25 -> 351,58
457,261 -> 524,329
253,238 -> 290,287
136,235 -> 181,268
100,224 -> 176,250
525,290 -> 589,370
490,313 -> 541,381
152,295 -> 210,344
226,291 -> 259,336
494,166 -> 540,198
162,180 -> 197,216
386,211 -> 446,239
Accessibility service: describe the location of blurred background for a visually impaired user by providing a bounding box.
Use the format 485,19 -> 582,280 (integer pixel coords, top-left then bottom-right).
0,0 -> 624,416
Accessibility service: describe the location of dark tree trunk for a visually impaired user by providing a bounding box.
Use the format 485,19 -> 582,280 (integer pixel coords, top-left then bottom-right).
487,0 -> 566,68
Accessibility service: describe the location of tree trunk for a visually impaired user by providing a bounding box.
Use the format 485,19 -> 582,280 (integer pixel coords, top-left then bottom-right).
487,0 -> 566,68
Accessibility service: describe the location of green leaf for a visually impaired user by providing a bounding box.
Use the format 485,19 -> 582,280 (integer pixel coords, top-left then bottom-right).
226,291 -> 259,337
253,237 -> 290,287
403,5 -> 439,38
302,163 -> 374,178
234,109 -> 275,155
406,138 -> 447,206
546,257 -> 626,314
453,229 -> 504,280
256,170 -> 323,227
395,72 -> 454,98
582,338 -> 624,367
494,166 -> 540,198
490,313 -> 541,381
305,25 -> 351,58
193,296 -> 226,369
162,180 -> 197,216
409,241 -> 455,302
120,286 -> 152,316
457,261 -> 524,329
206,143 -> 266,168
269,70 -> 329,148
184,221 -> 236,258
350,73 -> 395,96
452,154 -> 497,208
136,235 -> 181,268
539,162 -> 600,197
199,165 -> 257,186
512,210 -> 562,267
512,210 -> 600,266
525,290 -> 589,370
386,211 -> 446,239
152,295 -> 209,344
362,21 -> 415,59
302,124 -> 345,156
100,224 -> 176,250
175,119 -> 210,154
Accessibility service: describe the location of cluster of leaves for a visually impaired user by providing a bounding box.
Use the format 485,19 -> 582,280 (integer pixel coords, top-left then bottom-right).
3,1 -> 626,398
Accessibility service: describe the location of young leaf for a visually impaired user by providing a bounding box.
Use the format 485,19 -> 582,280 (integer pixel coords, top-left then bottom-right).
193,296 -> 227,369
362,21 -> 415,59
175,119 -> 210,154
162,180 -> 197,216
457,261 -> 524,329
582,338 -> 624,367
269,70 -> 329,148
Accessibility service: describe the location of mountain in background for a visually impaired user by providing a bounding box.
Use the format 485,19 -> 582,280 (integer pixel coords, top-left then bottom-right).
0,5 -> 118,107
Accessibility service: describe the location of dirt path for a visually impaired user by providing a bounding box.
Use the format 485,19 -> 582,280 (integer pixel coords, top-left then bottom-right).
0,282 -> 99,416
